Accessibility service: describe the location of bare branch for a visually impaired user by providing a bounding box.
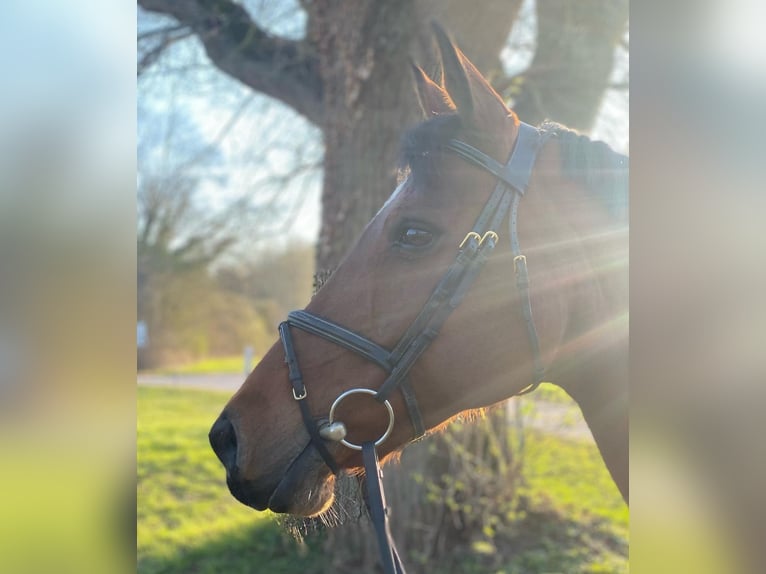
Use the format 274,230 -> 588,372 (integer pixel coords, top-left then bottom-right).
138,23 -> 187,41
138,28 -> 195,76
171,94 -> 255,176
137,0 -> 324,124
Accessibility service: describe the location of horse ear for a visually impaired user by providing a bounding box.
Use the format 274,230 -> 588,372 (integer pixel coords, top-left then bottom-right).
431,22 -> 513,125
432,22 -> 474,118
411,63 -> 456,117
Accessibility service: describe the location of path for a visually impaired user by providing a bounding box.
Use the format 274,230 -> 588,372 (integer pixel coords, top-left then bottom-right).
138,373 -> 592,441
138,372 -> 246,392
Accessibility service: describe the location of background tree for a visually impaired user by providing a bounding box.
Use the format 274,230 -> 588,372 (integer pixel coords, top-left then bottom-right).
137,102 -> 279,366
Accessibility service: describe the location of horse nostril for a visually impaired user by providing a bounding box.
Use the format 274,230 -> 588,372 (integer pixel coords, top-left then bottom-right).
209,413 -> 238,474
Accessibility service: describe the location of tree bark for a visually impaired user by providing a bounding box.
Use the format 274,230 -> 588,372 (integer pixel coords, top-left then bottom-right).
309,1 -> 415,270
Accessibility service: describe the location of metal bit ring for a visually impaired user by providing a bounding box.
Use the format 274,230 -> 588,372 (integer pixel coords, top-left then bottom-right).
328,388 -> 395,450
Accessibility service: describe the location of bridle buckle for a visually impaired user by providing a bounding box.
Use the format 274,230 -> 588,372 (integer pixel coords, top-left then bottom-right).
480,230 -> 499,246
513,254 -> 527,272
292,387 -> 307,401
459,231 -> 482,249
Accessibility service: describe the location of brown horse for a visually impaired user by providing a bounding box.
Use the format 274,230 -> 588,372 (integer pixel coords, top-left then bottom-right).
210,31 -> 628,519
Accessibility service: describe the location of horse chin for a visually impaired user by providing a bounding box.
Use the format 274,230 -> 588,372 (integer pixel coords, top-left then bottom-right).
267,443 -> 336,517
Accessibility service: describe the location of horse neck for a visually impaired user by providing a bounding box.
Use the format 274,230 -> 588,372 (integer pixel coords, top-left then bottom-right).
528,137 -> 629,502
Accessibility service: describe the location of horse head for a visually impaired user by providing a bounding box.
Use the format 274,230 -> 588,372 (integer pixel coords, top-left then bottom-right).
209,27 -> 628,516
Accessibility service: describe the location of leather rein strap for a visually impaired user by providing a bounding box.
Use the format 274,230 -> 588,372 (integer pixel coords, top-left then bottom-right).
362,441 -> 407,574
278,122 -> 548,574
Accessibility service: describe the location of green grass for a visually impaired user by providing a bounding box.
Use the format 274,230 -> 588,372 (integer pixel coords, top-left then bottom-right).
138,385 -> 627,573
520,431 -> 627,529
530,381 -> 574,404
137,386 -> 323,574
502,431 -> 628,574
146,355 -> 252,375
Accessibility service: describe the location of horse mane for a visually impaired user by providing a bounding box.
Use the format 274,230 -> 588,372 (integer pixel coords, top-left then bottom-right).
539,120 -> 629,222
399,115 -> 629,221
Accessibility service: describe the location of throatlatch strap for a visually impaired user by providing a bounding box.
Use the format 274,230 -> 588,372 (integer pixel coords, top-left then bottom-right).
510,192 -> 545,393
512,251 -> 545,393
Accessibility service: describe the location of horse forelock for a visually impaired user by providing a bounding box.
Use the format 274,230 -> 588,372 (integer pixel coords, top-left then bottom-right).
399,114 -> 463,190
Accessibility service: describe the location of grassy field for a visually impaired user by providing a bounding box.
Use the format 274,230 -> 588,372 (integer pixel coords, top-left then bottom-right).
138,385 -> 627,573
530,381 -> 573,404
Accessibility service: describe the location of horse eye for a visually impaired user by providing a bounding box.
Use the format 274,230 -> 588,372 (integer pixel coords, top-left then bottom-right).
397,227 -> 434,248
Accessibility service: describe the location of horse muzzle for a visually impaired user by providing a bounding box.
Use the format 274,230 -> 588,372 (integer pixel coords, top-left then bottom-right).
209,412 -> 335,516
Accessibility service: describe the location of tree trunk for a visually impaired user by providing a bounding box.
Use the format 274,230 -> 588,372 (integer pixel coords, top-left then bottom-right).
511,0 -> 628,129
310,1 -> 421,271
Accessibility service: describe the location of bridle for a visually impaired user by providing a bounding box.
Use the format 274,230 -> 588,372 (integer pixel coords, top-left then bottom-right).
278,122 -> 549,574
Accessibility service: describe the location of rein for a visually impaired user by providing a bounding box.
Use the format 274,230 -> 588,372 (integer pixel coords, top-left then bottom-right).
279,122 -> 548,574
